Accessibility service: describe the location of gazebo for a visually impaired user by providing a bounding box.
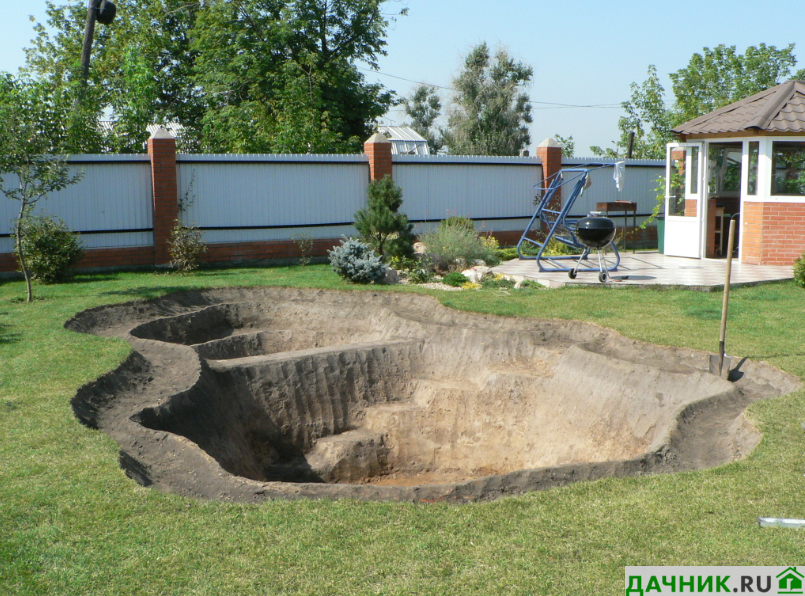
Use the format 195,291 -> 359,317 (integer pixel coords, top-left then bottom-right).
666,79 -> 805,265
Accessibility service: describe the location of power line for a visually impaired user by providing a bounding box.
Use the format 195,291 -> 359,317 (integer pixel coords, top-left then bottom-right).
358,67 -> 623,109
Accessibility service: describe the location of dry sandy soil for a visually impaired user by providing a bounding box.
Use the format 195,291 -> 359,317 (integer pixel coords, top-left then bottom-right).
66,287 -> 800,503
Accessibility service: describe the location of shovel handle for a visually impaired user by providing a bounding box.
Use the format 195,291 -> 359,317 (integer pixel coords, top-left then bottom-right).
719,219 -> 736,352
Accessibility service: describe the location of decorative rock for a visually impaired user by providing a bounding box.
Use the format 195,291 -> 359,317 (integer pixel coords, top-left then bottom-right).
461,269 -> 483,283
413,242 -> 427,254
382,267 -> 400,285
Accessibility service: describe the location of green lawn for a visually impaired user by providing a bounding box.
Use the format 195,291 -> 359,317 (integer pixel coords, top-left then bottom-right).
1,265 -> 804,595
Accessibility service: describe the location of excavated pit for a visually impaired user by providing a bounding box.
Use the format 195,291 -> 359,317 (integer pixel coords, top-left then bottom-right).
67,287 -> 799,502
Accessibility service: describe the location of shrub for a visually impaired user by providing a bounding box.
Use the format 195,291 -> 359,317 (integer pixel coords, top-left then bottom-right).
169,221 -> 207,273
494,246 -> 518,261
795,252 -> 805,288
442,271 -> 467,287
328,238 -> 386,284
354,176 -> 415,260
544,238 -> 583,256
481,274 -> 516,290
388,255 -> 434,284
290,232 -> 314,266
14,215 -> 83,283
441,216 -> 475,233
419,223 -> 498,272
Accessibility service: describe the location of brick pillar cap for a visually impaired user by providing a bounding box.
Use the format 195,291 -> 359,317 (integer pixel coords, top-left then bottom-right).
538,137 -> 561,148
149,127 -> 175,140
365,132 -> 391,144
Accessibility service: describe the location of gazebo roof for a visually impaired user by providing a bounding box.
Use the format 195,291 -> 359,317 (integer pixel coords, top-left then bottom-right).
672,80 -> 805,137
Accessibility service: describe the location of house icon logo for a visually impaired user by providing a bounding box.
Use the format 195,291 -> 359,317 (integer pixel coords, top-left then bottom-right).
778,567 -> 804,595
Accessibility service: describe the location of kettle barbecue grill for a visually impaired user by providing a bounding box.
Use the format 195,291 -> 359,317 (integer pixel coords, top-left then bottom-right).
568,214 -> 617,283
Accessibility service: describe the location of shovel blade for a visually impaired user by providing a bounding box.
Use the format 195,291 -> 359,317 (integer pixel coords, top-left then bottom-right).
709,354 -> 732,379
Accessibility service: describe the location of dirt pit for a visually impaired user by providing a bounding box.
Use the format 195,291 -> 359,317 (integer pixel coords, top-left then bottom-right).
67,287 -> 799,502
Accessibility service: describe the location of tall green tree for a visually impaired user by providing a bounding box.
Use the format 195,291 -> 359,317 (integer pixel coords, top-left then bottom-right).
592,44 -> 805,159
22,0 -> 402,153
443,43 -> 533,156
403,84 -> 443,154
24,0 -> 203,152
190,0 -> 400,153
0,75 -> 83,302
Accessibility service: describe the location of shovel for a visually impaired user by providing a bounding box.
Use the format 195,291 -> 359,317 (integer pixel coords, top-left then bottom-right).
709,218 -> 736,379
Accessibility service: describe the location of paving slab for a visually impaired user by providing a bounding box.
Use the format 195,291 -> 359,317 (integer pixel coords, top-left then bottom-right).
492,251 -> 794,290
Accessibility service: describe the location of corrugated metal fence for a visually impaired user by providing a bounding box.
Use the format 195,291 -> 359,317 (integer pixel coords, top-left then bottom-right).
0,153 -> 664,254
0,155 -> 152,253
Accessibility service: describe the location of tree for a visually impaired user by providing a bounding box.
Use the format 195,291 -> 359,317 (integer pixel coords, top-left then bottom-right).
190,0 -> 400,153
592,44 -> 805,159
404,84 -> 443,154
554,134 -> 575,158
0,75 -> 83,302
24,0 -> 204,153
443,43 -> 533,156
23,0 -> 402,153
670,43 -> 805,124
354,176 -> 414,259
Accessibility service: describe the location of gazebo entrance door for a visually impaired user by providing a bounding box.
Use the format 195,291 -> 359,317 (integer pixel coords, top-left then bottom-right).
664,142 -> 705,258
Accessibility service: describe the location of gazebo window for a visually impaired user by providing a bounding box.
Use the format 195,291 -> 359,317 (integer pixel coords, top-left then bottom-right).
772,141 -> 805,196
747,142 -> 759,195
708,144 -> 742,197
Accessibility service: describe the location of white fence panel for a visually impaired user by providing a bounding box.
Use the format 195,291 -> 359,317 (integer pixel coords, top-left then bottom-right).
0,155 -> 153,252
392,155 -> 542,233
177,154 -> 368,243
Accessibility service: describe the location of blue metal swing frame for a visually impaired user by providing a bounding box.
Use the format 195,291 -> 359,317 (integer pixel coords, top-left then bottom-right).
516,164 -> 621,273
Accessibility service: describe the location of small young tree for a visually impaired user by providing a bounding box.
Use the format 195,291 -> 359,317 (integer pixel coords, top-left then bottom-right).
0,75 -> 83,302
354,176 -> 414,259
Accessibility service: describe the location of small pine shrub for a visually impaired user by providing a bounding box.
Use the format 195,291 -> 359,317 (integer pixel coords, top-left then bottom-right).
354,176 -> 415,260
15,215 -> 83,284
328,238 -> 386,284
442,271 -> 467,287
169,221 -> 207,273
794,252 -> 805,288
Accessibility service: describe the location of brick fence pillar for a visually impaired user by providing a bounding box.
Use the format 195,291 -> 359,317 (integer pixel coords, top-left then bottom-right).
536,137 -> 563,209
364,132 -> 393,181
148,127 -> 178,265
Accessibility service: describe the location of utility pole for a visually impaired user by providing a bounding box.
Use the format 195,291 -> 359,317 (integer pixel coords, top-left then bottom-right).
79,0 -> 116,90
79,0 -> 99,85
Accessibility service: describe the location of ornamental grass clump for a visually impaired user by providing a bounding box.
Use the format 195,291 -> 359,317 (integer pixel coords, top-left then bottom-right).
419,218 -> 499,272
328,237 -> 386,284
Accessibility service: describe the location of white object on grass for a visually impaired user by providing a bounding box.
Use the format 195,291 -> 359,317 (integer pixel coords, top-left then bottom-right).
758,517 -> 805,528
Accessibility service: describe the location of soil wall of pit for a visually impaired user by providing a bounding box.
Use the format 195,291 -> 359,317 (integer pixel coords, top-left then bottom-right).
67,287 -> 800,502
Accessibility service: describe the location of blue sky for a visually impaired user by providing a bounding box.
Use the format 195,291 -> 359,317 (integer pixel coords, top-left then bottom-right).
2,0 -> 804,155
